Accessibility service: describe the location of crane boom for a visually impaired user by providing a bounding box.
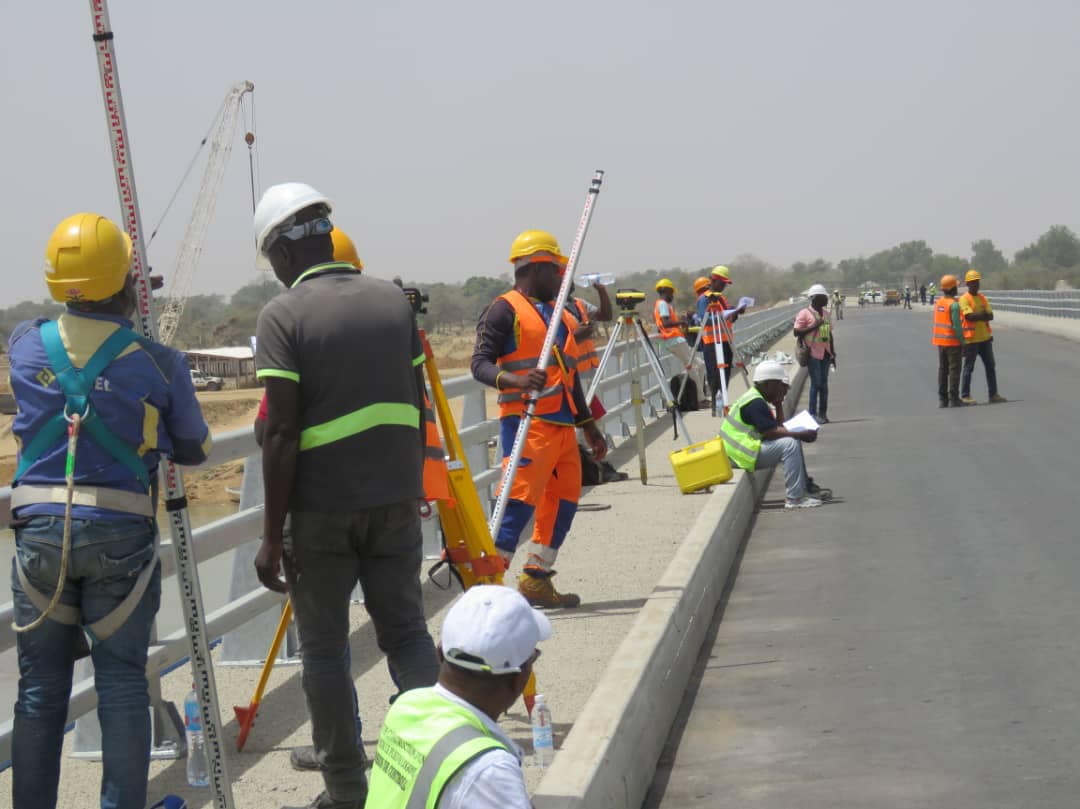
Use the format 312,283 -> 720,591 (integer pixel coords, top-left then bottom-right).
157,80 -> 254,345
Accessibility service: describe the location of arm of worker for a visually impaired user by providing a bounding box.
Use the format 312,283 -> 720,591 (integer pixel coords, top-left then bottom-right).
696,295 -> 708,323
950,302 -> 967,346
744,396 -> 817,444
960,296 -> 993,322
658,300 -> 683,328
472,299 -> 546,392
593,282 -> 613,322
792,308 -> 823,338
571,372 -> 607,462
253,393 -> 267,448
165,354 -> 213,465
254,302 -> 300,593
412,320 -> 428,435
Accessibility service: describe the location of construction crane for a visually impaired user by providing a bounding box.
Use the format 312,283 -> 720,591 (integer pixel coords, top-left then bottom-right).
156,80 -> 255,345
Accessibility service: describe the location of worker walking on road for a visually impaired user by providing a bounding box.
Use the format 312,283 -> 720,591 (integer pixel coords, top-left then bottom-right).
653,278 -> 706,402
471,230 -> 608,609
719,361 -> 827,509
932,275 -> 967,408
9,213 -> 211,809
793,284 -> 837,423
365,585 -> 549,809
252,183 -> 439,809
959,269 -> 1006,405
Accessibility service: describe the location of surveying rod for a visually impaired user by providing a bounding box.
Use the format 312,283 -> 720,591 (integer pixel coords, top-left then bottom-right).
88,3 -> 235,806
488,170 -> 605,540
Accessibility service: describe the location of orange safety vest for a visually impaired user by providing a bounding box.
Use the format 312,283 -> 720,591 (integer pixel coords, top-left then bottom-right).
932,297 -> 961,347
702,295 -> 731,345
421,392 -> 451,503
959,292 -> 993,342
495,291 -> 580,418
654,299 -> 683,340
569,298 -> 599,373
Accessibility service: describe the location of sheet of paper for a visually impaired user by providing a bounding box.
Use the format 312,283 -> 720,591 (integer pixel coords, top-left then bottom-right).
783,409 -> 820,432
738,296 -> 755,309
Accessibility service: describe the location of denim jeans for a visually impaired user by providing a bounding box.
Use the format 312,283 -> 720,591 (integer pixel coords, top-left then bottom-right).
755,437 -> 809,500
961,339 -> 998,398
11,515 -> 161,809
807,356 -> 831,417
283,501 -> 439,802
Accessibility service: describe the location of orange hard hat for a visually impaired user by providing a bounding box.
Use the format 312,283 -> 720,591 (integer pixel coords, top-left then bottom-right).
940,274 -> 959,290
693,277 -> 710,294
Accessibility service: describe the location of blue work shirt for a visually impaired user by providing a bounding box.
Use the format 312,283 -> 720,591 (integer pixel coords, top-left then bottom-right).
8,310 -> 212,520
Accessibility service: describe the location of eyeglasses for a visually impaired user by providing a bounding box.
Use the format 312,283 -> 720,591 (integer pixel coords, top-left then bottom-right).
265,216 -> 333,254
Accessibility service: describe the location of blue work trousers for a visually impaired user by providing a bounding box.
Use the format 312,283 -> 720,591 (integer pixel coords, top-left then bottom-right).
807,356 -> 831,418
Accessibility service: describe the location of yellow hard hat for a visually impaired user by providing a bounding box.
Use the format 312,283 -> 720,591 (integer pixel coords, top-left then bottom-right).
964,269 -> 981,283
710,265 -> 732,283
331,227 -> 363,270
940,274 -> 959,290
693,276 -> 710,294
508,229 -> 567,270
44,213 -> 132,304
655,278 -> 676,292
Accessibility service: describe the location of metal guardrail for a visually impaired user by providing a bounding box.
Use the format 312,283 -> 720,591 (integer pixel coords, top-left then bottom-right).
0,302 -> 800,765
980,289 -> 1080,319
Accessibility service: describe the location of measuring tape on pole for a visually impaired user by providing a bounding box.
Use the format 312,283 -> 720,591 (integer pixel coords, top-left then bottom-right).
488,170 -> 605,539
87,2 -> 235,806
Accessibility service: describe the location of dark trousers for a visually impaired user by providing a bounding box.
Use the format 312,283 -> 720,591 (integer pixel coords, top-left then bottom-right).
807,355 -> 831,417
961,339 -> 998,398
703,342 -> 732,406
284,501 -> 440,802
938,346 -> 962,404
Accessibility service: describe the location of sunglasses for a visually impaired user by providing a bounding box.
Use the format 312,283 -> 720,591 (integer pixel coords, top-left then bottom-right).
265,215 -> 333,254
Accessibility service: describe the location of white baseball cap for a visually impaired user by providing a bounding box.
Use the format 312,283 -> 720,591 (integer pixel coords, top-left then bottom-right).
441,585 -> 552,675
752,360 -> 789,384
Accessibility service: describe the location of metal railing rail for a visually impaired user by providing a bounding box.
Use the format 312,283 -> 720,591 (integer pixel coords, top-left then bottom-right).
981,289 -> 1080,319
0,303 -> 800,764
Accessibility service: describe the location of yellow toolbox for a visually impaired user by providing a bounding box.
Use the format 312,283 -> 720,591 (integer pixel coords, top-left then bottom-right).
669,437 -> 733,493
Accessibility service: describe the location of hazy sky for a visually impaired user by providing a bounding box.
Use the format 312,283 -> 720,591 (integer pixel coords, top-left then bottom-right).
4,0 -> 1078,304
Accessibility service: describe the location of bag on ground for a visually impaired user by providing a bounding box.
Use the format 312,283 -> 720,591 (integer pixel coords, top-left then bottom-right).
669,374 -> 700,412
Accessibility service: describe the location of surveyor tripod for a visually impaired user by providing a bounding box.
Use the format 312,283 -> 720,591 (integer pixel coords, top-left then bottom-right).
675,304 -> 750,416
585,302 -> 692,483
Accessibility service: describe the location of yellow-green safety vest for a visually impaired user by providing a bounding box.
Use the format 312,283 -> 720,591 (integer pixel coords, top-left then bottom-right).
366,687 -> 510,809
718,386 -> 767,471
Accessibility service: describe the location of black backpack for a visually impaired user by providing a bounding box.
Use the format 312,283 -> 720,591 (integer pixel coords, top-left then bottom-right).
669,374 -> 700,412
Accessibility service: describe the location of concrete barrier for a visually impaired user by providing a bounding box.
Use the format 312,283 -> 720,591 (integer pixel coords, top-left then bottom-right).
533,367 -> 807,809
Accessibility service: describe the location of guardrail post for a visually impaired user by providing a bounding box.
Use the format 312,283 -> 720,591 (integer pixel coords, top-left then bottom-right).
461,386 -> 492,516
220,454 -> 299,664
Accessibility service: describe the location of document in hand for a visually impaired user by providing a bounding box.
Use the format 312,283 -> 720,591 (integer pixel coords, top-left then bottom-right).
783,410 -> 820,433
738,296 -> 755,309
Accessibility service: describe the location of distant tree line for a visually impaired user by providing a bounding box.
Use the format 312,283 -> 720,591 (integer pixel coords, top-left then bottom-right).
2,224 -> 1079,348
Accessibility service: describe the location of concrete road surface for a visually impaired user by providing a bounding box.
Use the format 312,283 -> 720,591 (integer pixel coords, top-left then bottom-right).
645,305 -> 1080,809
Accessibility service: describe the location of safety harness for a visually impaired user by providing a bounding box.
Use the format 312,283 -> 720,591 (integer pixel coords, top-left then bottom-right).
12,320 -> 159,641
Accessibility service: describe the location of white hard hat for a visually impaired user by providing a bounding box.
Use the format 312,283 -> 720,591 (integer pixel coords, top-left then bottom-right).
807,283 -> 829,299
254,182 -> 333,270
440,585 -> 551,675
753,360 -> 789,384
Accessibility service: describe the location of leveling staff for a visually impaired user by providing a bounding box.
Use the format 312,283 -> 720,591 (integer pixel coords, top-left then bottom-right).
471,229 -> 607,609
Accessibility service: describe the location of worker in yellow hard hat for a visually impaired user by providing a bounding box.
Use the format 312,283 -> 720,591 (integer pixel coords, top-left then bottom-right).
958,268 -> 1005,404
700,265 -> 747,410
654,278 -> 706,406
932,274 -> 967,407
330,227 -> 364,270
9,213 -> 211,809
471,229 -> 608,608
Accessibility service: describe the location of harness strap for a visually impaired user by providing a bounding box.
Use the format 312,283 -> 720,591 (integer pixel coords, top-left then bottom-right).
11,484 -> 154,517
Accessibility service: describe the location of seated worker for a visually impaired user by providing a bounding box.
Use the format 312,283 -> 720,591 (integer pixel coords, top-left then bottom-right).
365,585 -> 550,809
719,360 -> 830,509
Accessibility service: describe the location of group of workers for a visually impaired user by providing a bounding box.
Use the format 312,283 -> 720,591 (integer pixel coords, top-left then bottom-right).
931,269 -> 1006,407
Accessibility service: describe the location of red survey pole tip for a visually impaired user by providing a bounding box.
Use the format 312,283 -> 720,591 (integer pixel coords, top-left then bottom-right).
233,704 -> 257,752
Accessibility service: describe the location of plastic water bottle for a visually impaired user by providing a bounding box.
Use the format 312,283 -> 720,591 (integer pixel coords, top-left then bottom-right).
577,273 -> 616,287
532,694 -> 554,768
184,684 -> 210,787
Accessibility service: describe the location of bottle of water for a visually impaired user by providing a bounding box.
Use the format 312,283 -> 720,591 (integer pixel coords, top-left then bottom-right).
577,273 -> 616,287
532,694 -> 554,768
184,684 -> 210,787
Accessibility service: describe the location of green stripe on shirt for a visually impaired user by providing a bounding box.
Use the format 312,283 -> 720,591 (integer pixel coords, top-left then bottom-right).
300,402 -> 421,451
257,369 -> 300,383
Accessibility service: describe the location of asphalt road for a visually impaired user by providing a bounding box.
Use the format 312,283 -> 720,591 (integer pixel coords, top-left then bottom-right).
645,304 -> 1080,809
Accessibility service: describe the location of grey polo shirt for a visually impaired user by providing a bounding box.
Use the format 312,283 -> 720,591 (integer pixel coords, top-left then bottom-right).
255,262 -> 425,511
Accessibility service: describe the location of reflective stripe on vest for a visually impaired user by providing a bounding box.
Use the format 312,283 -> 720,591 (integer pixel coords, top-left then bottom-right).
571,299 -> 599,372
932,299 -> 961,347
654,300 -> 682,340
495,291 -> 579,418
959,292 -> 993,342
702,298 -> 730,345
421,395 -> 451,502
300,402 -> 420,451
366,688 -> 509,809
718,387 -> 766,471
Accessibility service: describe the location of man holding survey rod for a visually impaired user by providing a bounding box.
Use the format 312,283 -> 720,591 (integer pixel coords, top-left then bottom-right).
718,360 -> 831,510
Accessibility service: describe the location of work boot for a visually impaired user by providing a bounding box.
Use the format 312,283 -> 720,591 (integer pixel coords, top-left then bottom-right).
950,398 -> 968,407
806,479 -> 832,501
784,496 -> 823,510
989,394 -> 1007,404
959,396 -> 977,405
518,571 -> 581,608
291,745 -> 369,772
939,400 -> 948,409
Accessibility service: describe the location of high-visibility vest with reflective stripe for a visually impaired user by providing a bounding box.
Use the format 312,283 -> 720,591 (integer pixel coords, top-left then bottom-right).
932,298 -> 961,347
569,298 -> 599,372
495,291 -> 580,418
702,296 -> 730,345
719,386 -> 766,471
366,687 -> 510,809
959,292 -> 993,342
654,299 -> 682,340
421,392 -> 451,503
